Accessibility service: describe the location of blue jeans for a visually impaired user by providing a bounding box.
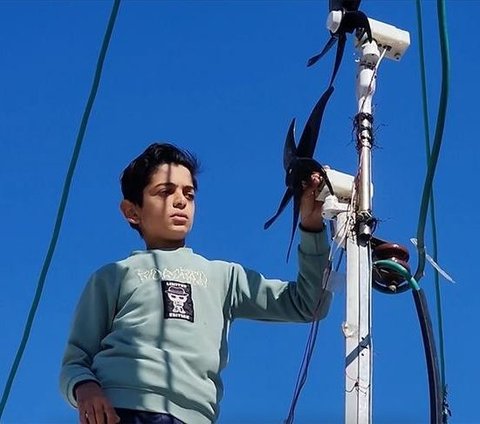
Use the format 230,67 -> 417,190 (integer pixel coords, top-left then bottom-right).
115,408 -> 185,424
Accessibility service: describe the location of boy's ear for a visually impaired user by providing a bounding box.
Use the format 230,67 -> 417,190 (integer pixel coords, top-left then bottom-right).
120,199 -> 140,225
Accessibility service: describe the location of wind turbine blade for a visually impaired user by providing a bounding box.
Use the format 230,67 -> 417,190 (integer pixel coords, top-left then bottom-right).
283,119 -> 297,171
307,36 -> 337,67
286,194 -> 301,261
296,85 -> 335,158
329,0 -> 361,11
356,12 -> 373,42
264,188 -> 294,230
342,10 -> 372,42
329,33 -> 346,86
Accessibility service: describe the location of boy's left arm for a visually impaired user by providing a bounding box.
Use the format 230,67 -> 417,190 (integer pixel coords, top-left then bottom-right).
230,172 -> 333,322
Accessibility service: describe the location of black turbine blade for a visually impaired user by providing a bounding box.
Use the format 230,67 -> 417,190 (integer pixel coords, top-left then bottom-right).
342,11 -> 372,40
318,166 -> 335,195
328,32 -> 346,86
296,85 -> 335,158
264,188 -> 294,230
286,190 -> 302,261
329,0 -> 361,11
283,119 -> 297,171
307,36 -> 337,67
354,11 -> 372,42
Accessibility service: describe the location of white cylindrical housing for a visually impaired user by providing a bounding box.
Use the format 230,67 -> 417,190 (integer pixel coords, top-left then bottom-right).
356,42 -> 380,113
327,10 -> 343,33
316,169 -> 355,202
316,168 -> 373,203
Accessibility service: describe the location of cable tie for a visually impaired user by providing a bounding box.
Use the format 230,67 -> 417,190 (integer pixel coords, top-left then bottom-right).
410,238 -> 456,284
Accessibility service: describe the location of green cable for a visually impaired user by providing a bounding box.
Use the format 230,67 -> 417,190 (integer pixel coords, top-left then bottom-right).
413,0 -> 450,283
373,260 -> 420,291
415,0 -> 448,407
0,1 -> 121,419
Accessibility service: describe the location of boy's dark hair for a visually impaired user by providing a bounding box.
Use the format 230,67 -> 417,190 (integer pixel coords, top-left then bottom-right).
121,142 -> 200,207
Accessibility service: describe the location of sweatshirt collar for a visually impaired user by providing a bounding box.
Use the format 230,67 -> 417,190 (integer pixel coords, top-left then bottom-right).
130,247 -> 193,256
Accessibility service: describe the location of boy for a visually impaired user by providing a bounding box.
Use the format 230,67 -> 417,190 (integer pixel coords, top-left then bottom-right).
60,143 -> 332,424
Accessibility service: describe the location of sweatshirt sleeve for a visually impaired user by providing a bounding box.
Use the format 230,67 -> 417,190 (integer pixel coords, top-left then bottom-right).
230,227 -> 333,322
59,264 -> 119,408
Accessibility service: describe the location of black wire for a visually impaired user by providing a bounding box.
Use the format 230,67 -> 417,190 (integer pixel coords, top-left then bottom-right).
412,288 -> 443,424
284,263 -> 333,424
0,1 -> 121,419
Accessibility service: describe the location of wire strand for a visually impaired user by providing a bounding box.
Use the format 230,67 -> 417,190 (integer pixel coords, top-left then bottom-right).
0,1 -> 121,418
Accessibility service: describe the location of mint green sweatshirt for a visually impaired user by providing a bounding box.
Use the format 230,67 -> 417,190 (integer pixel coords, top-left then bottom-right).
60,229 -> 332,423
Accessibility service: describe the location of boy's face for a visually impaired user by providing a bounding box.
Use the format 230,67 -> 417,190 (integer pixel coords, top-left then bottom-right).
122,163 -> 195,249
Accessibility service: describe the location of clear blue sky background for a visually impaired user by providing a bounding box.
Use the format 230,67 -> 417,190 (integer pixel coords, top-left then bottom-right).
0,1 -> 477,423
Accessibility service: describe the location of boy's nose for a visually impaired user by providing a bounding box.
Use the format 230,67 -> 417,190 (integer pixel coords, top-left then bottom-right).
173,191 -> 187,208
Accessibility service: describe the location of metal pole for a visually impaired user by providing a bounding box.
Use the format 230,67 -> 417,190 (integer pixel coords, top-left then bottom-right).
344,39 -> 380,424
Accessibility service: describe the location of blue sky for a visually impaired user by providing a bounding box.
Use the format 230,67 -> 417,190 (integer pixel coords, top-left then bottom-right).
0,1 -> 477,423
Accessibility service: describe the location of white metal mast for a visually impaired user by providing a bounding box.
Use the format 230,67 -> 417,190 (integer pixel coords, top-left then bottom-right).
344,19 -> 410,424
320,12 -> 410,424
344,37 -> 379,424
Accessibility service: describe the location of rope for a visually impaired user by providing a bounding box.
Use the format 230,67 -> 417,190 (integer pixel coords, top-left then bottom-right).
0,1 -> 121,418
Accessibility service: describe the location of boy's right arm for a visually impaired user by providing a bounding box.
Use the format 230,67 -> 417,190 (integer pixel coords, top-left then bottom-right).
75,381 -> 119,424
60,265 -> 120,411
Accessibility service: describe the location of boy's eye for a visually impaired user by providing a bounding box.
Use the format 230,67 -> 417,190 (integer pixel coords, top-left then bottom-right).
158,188 -> 173,196
185,192 -> 195,200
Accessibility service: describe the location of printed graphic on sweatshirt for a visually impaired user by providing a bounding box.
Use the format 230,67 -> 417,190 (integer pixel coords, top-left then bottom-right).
161,280 -> 194,322
137,267 -> 207,287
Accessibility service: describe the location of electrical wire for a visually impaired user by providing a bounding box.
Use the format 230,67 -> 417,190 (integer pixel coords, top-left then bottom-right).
415,1 -> 450,420
284,231 -> 341,424
284,210 -> 350,424
413,0 -> 450,283
0,1 -> 121,419
284,263 -> 332,424
374,260 -> 442,423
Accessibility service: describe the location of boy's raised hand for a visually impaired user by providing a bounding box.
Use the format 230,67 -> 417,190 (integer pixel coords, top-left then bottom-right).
300,171 -> 325,232
76,381 -> 120,424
